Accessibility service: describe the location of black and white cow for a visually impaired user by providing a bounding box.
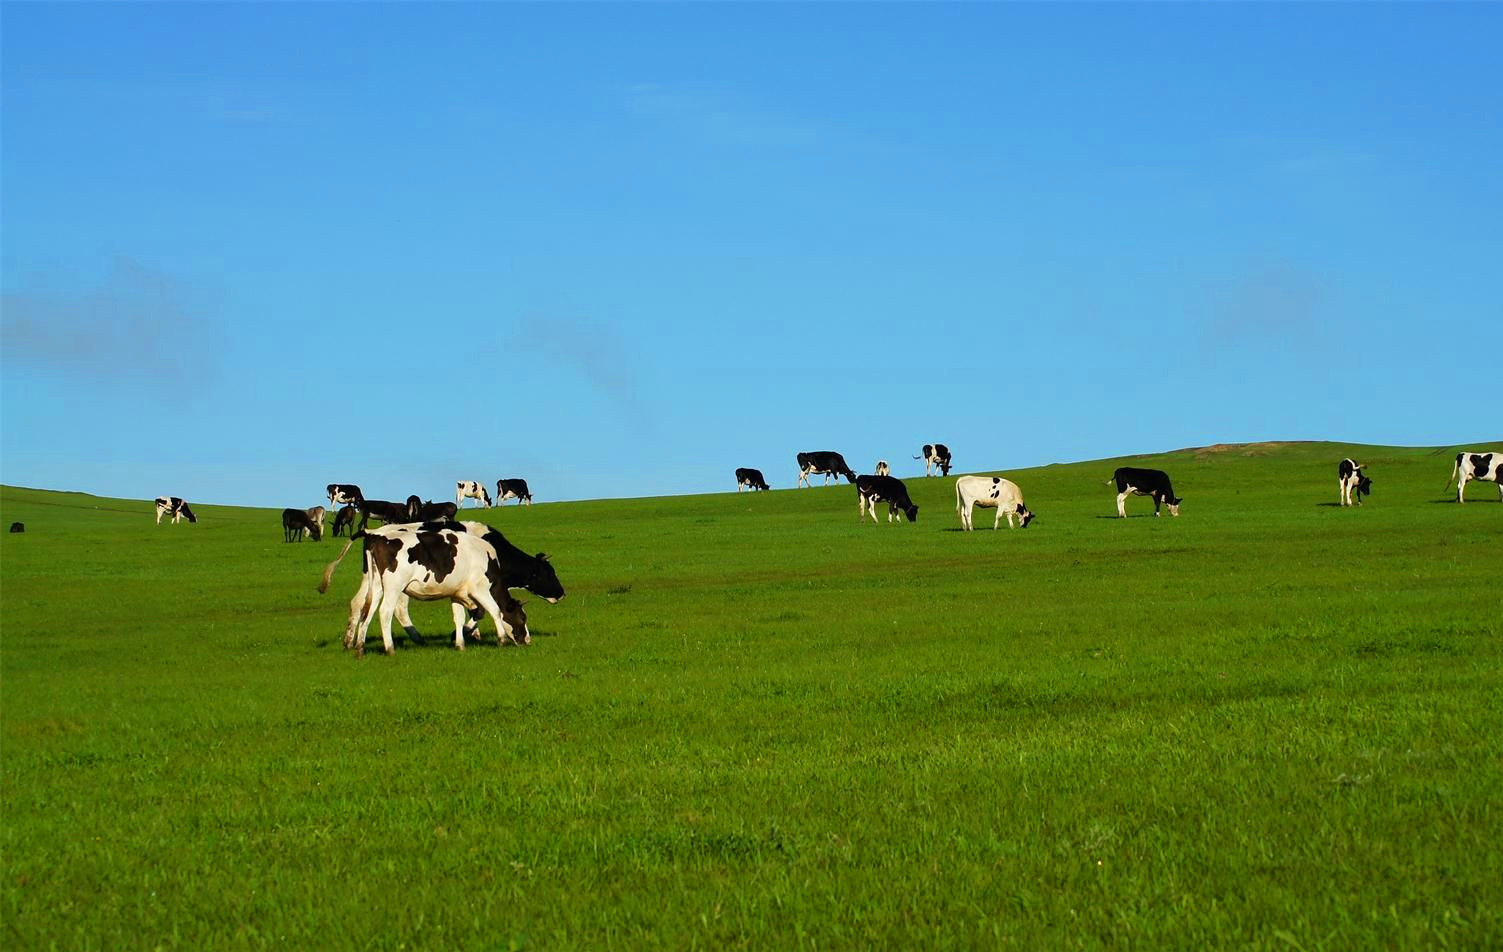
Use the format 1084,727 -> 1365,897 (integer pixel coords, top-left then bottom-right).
154,496 -> 198,524
327,484 -> 364,508
282,508 -> 324,542
1447,451 -> 1503,503
875,460 -> 890,477
955,475 -> 1035,530
496,478 -> 532,506
1338,459 -> 1373,507
321,520 -> 564,656
796,451 -> 857,488
735,467 -> 771,492
416,500 -> 460,522
456,479 -> 492,508
357,495 -> 421,531
856,474 -> 919,523
1107,467 -> 1182,517
914,444 -> 952,477
332,505 -> 360,537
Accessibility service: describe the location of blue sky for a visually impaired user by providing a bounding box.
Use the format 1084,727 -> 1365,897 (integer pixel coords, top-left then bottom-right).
3,3 -> 1499,508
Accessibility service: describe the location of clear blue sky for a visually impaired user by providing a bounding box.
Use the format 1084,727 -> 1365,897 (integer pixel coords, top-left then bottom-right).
3,3 -> 1499,508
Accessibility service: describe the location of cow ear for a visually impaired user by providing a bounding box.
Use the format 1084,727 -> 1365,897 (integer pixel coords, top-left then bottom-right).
537,552 -> 549,561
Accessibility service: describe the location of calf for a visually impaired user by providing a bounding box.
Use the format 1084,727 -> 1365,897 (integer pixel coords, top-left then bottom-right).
1107,467 -> 1181,517
496,478 -> 533,506
332,505 -> 360,537
955,475 -> 1035,530
796,451 -> 857,488
456,479 -> 492,508
357,495 -> 421,531
875,460 -> 890,477
1447,451 -> 1503,503
914,444 -> 952,477
327,484 -> 364,508
154,496 -> 198,525
282,508 -> 324,542
322,520 -> 564,654
1338,459 -> 1372,507
856,474 -> 919,524
735,467 -> 770,492
416,500 -> 460,522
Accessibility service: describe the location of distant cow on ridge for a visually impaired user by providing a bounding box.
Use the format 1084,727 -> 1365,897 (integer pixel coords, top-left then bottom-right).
796,451 -> 857,488
735,468 -> 770,492
955,475 -> 1034,530
282,508 -> 324,542
855,474 -> 919,524
154,497 -> 198,525
915,444 -> 952,477
456,480 -> 492,508
496,479 -> 532,506
1338,459 -> 1372,507
327,484 -> 364,508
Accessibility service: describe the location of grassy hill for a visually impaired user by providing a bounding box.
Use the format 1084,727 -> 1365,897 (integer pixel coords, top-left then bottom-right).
2,441 -> 1499,948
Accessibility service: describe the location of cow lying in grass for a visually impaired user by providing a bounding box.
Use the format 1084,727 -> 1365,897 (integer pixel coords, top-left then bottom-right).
320,521 -> 564,656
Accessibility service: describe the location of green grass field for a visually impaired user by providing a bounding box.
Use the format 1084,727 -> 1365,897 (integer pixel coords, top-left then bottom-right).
2,441 -> 1499,949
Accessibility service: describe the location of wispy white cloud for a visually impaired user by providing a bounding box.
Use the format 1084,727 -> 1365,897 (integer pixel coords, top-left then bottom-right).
1,258 -> 224,394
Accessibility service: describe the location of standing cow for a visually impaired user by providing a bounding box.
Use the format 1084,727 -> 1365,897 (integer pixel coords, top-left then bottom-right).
1107,468 -> 1182,517
735,468 -> 771,492
282,508 -> 324,542
914,444 -> 952,477
1338,459 -> 1372,507
1447,451 -> 1503,503
796,451 -> 857,488
855,474 -> 919,523
456,480 -> 492,508
327,484 -> 364,508
496,479 -> 533,506
332,505 -> 360,537
154,497 -> 198,524
955,475 -> 1035,530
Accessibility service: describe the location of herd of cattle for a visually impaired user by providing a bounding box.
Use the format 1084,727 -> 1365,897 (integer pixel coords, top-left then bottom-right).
145,448 -> 1499,657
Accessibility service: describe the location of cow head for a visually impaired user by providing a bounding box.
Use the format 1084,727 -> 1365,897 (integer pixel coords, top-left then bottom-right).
405,495 -> 422,520
180,504 -> 198,523
529,553 -> 565,603
1357,476 -> 1373,499
309,519 -> 324,542
902,503 -> 919,523
1017,504 -> 1035,528
1167,497 -> 1183,517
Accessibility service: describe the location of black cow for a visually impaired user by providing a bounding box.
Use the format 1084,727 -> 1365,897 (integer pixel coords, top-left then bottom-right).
856,474 -> 919,523
333,505 -> 360,537
496,478 -> 532,507
796,451 -> 857,488
327,484 -> 364,508
9,522 -> 23,533
154,496 -> 198,525
735,467 -> 771,492
1338,458 -> 1373,507
282,508 -> 324,542
357,495 -> 421,531
1107,467 -> 1182,517
416,500 -> 460,522
915,443 -> 952,477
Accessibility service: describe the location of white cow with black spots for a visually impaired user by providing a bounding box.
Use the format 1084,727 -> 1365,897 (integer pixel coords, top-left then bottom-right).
955,476 -> 1034,530
456,479 -> 492,508
1448,451 -> 1503,503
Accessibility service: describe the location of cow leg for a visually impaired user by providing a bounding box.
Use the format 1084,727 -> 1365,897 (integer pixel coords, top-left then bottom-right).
450,602 -> 468,650
997,507 -> 1006,529
352,581 -> 383,659
1116,491 -> 1129,517
374,584 -> 400,656
344,576 -> 373,651
395,595 -> 424,645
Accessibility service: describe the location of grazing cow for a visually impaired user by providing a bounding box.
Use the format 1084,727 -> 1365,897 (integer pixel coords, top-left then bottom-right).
9,522 -> 23,533
496,478 -> 532,506
1107,467 -> 1182,517
875,460 -> 890,477
357,495 -> 421,531
1337,459 -> 1373,507
1447,451 -> 1503,503
735,467 -> 771,492
321,521 -> 564,655
322,524 -> 528,656
796,451 -> 857,488
855,474 -> 919,524
332,505 -> 359,537
282,508 -> 325,542
456,479 -> 492,508
955,475 -> 1035,530
416,499 -> 459,522
306,505 -> 327,527
327,484 -> 364,508
914,444 -> 952,477
154,497 -> 198,524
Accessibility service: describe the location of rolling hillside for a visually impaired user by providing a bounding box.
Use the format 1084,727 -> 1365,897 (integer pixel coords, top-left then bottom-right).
2,441 -> 1499,948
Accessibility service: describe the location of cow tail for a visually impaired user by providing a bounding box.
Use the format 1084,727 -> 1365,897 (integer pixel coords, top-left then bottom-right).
318,533 -> 361,594
955,479 -> 964,514
1445,454 -> 1461,491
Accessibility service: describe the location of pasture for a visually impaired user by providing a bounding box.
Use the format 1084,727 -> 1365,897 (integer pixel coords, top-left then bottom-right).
2,441 -> 1499,949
